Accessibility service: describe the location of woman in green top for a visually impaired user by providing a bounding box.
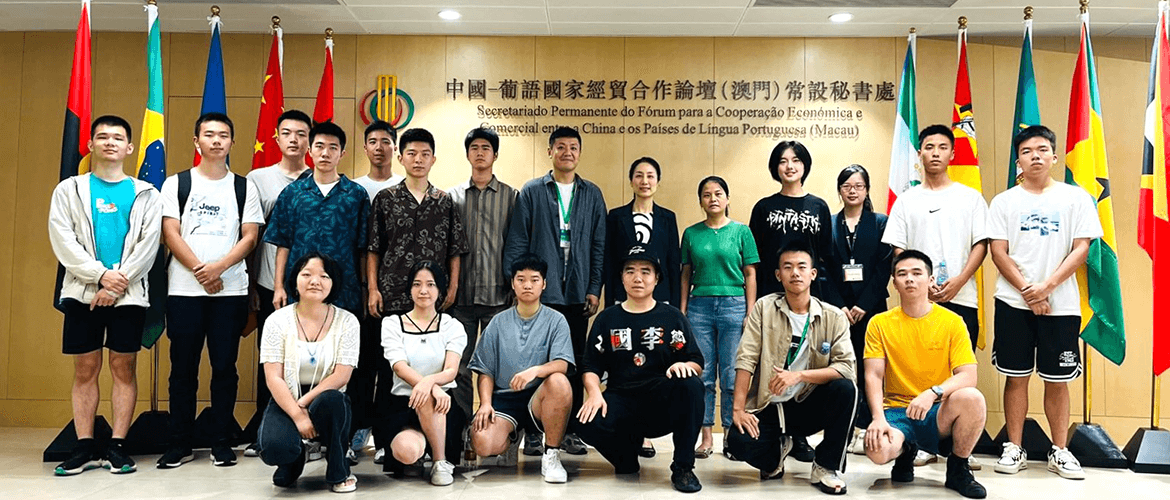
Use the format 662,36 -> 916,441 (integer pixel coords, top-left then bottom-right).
679,176 -> 760,458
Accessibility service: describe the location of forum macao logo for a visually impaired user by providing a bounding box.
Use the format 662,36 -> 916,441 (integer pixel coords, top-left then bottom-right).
359,75 -> 415,128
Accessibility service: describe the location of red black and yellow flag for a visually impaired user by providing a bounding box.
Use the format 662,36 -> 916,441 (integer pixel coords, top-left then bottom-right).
60,0 -> 91,181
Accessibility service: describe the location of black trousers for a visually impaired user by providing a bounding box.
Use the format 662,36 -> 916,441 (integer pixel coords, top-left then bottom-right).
165,295 -> 248,445
575,377 -> 704,472
726,378 -> 857,473
849,307 -> 885,428
547,303 -> 589,409
379,393 -> 467,473
344,315 -> 385,445
258,390 -> 351,484
449,304 -> 508,418
369,309 -> 409,450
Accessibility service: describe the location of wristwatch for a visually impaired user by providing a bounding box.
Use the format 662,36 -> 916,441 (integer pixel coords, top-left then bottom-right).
930,385 -> 944,401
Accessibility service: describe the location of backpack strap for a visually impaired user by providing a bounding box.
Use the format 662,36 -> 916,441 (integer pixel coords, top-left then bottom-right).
177,170 -> 192,217
234,173 -> 247,227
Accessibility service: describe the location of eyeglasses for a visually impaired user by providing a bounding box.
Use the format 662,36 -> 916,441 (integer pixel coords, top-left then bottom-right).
840,184 -> 867,192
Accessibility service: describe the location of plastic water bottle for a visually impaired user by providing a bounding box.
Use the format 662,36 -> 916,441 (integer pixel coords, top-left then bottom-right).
936,260 -> 949,286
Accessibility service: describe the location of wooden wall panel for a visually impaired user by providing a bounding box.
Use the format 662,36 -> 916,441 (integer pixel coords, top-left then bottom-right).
0,32 -> 25,400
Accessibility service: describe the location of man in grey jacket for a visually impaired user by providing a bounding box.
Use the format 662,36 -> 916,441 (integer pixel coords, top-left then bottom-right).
503,126 -> 605,454
48,115 -> 163,476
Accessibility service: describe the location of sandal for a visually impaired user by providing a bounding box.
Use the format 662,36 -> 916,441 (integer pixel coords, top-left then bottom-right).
694,446 -> 714,459
639,441 -> 656,458
331,474 -> 357,493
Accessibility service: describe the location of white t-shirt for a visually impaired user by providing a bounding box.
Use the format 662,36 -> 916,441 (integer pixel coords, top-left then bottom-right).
769,310 -> 811,403
882,183 -> 989,308
246,166 -> 306,290
317,179 -> 340,197
353,174 -> 404,203
161,168 -> 265,297
381,313 -> 467,396
988,183 -> 1104,315
556,181 -> 574,262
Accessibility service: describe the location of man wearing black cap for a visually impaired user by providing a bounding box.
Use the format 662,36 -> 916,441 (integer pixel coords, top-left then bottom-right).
575,246 -> 705,493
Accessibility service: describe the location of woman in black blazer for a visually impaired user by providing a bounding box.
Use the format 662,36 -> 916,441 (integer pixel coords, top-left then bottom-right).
823,165 -> 891,445
604,157 -> 682,308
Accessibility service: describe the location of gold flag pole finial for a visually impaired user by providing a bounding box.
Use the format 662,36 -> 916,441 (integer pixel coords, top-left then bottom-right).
1024,6 -> 1033,20
1080,0 -> 1089,14
272,16 -> 280,30
211,5 -> 220,17
325,27 -> 334,40
958,16 -> 968,29
147,0 -> 156,6
909,26 -> 917,34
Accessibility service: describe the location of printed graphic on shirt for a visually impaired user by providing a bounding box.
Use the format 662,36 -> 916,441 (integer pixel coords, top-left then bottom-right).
609,328 -> 632,351
187,194 -> 231,237
1058,350 -> 1078,368
95,198 -> 119,214
766,208 -> 822,235
633,352 -> 646,366
669,329 -> 686,350
641,326 -> 664,350
1019,210 -> 1061,236
633,212 -> 652,244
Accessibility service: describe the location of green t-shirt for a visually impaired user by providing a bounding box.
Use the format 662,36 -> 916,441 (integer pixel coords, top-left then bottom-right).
681,220 -> 760,297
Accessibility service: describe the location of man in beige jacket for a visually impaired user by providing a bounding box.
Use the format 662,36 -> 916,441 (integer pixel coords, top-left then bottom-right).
726,240 -> 856,495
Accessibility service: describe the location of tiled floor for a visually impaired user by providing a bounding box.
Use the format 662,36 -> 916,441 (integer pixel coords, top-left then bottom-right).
11,427 -> 1170,499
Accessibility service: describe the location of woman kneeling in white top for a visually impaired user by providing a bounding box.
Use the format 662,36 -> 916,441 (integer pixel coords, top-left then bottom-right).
380,260 -> 467,486
258,252 -> 360,493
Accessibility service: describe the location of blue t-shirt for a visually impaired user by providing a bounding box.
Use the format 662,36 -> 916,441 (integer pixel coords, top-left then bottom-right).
90,176 -> 135,268
469,305 -> 576,393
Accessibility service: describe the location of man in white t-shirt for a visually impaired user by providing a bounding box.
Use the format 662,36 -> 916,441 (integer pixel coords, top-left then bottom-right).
882,124 -> 989,351
353,120 -> 404,203
242,109 -> 311,456
988,125 -> 1102,480
158,112 -> 264,469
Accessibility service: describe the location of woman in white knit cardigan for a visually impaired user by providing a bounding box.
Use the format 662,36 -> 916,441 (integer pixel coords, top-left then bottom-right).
258,252 -> 360,493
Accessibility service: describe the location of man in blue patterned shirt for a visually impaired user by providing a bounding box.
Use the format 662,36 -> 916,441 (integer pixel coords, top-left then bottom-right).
265,121 -> 369,316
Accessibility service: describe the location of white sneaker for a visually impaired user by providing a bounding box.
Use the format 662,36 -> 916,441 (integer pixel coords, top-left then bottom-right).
541,448 -> 567,483
810,463 -> 847,495
1047,447 -> 1085,480
994,442 -> 1027,474
430,459 -> 455,486
913,449 -> 937,466
848,430 -> 867,455
967,455 -> 982,471
373,448 -> 385,465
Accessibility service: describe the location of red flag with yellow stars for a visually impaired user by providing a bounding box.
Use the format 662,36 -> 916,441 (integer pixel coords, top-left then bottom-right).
251,23 -> 283,170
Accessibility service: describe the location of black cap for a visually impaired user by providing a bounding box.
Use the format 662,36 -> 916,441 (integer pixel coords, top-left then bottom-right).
621,245 -> 661,275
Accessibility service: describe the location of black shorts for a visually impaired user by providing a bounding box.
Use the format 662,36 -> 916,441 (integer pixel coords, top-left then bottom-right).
991,299 -> 1082,382
61,299 -> 145,354
939,302 -> 979,352
492,385 -> 541,438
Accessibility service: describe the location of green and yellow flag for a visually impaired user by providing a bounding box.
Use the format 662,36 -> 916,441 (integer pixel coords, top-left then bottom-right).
1065,9 -> 1126,365
1009,12 -> 1041,188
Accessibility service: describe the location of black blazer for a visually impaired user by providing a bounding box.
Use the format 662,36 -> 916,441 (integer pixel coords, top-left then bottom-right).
824,209 -> 892,314
603,201 -> 681,307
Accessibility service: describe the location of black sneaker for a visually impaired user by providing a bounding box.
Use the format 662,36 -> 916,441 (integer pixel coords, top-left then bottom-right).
790,435 -> 815,462
211,444 -> 237,467
891,443 -> 916,483
562,433 -> 588,456
945,454 -> 987,499
273,446 -> 307,487
243,442 -> 260,457
523,430 -> 544,456
670,463 -> 702,493
104,441 -> 137,474
54,444 -> 103,476
156,446 -> 194,469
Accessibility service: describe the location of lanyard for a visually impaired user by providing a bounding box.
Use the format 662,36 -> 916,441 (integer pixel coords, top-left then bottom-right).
557,183 -> 574,226
785,314 -> 811,368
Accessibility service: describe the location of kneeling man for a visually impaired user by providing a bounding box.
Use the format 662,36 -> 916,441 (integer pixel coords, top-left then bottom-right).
727,240 -> 856,495
863,250 -> 986,499
469,253 -> 575,483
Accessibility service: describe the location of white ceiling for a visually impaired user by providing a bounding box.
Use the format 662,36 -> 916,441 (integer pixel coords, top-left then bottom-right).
0,0 -> 1161,38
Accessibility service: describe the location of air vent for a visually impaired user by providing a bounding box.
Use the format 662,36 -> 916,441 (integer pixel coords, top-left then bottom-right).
752,0 -> 955,7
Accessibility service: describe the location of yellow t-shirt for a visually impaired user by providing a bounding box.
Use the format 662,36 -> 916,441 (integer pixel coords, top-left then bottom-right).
864,305 -> 976,409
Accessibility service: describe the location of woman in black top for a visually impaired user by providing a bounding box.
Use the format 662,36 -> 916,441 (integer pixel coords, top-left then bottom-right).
604,157 -> 681,307
822,165 -> 891,438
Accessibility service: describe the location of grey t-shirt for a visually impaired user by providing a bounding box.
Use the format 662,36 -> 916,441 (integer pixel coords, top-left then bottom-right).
469,305 -> 576,393
246,166 -> 308,290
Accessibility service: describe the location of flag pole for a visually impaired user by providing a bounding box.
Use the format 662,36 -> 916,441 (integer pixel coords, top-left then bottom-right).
1155,373 -> 1162,429
1078,0 -> 1093,427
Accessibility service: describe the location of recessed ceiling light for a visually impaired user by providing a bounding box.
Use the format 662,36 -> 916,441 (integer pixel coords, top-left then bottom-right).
439,9 -> 461,21
829,12 -> 853,23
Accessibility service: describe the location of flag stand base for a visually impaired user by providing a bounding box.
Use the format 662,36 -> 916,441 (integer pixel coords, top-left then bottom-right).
993,418 -> 1052,460
1123,427 -> 1170,474
124,410 -> 170,456
43,417 -> 112,462
1068,422 -> 1127,468
973,429 -> 998,456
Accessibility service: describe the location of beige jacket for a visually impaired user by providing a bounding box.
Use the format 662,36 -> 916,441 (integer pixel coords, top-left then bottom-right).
734,292 -> 855,412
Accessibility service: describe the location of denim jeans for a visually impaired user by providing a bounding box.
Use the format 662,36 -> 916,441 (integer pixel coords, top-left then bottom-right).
686,295 -> 745,428
259,390 -> 352,485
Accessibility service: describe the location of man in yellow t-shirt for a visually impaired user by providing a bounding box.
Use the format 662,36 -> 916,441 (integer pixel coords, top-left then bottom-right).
863,250 -> 987,499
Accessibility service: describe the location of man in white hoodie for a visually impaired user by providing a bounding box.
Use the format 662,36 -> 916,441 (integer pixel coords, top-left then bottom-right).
48,115 -> 163,476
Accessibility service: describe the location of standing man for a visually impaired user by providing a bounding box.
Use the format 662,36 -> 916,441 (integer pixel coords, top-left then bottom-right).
503,126 -> 606,454
863,251 -> 987,499
49,115 -> 162,475
726,241 -> 856,495
243,109 -> 311,457
353,120 -> 403,203
448,127 -> 517,423
988,125 -> 1101,480
158,112 -> 264,468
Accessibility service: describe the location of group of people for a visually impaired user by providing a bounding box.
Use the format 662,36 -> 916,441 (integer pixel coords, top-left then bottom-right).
48,109 -> 1103,498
